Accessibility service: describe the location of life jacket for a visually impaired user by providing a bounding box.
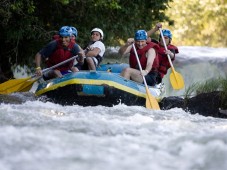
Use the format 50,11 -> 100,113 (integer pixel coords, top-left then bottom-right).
129,42 -> 159,72
46,39 -> 75,71
52,34 -> 60,40
158,43 -> 179,78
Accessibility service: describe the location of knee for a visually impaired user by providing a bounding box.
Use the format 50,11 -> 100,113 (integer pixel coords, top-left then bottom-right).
86,57 -> 93,64
71,67 -> 79,72
122,67 -> 131,73
53,70 -> 62,77
121,67 -> 130,76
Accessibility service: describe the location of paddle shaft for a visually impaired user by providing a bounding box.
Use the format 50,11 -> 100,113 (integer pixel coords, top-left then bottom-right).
159,28 -> 175,70
132,44 -> 148,87
159,28 -> 184,90
34,55 -> 78,78
132,44 -> 160,110
0,55 -> 79,94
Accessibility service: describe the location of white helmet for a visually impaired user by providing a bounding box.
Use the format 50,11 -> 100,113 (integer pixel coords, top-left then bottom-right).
91,28 -> 104,39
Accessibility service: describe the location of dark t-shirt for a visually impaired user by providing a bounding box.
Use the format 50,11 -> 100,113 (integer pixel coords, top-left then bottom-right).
39,40 -> 80,59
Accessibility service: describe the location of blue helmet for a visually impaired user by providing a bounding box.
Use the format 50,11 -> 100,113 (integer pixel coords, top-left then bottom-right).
70,26 -> 78,37
161,29 -> 172,39
134,30 -> 147,40
59,26 -> 72,37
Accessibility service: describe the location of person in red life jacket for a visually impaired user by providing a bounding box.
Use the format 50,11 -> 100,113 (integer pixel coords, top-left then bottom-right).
70,26 -> 77,43
118,30 -> 160,86
52,26 -> 77,43
76,28 -> 105,70
35,26 -> 83,80
147,23 -> 179,79
52,34 -> 60,40
69,26 -> 83,51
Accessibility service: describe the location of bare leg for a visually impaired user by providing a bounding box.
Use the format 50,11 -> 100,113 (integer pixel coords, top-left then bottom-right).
44,69 -> 62,79
120,67 -> 131,79
120,67 -> 143,83
86,57 -> 96,70
71,67 -> 79,72
53,69 -> 63,78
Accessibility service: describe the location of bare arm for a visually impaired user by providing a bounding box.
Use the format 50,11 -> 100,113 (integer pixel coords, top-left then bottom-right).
140,48 -> 156,76
35,52 -> 42,68
35,52 -> 43,76
145,48 -> 156,72
86,47 -> 101,57
165,49 -> 175,59
118,38 -> 134,56
147,23 -> 162,37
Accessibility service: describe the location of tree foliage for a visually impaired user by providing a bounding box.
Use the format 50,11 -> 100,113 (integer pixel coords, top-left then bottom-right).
0,0 -> 172,77
165,0 -> 227,47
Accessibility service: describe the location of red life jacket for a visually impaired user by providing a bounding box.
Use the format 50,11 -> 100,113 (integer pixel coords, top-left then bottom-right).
46,39 -> 75,71
52,34 -> 60,40
158,43 -> 179,78
129,42 -> 159,72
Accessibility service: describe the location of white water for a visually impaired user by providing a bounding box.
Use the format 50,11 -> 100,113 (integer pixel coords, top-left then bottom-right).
161,46 -> 227,97
1,46 -> 227,170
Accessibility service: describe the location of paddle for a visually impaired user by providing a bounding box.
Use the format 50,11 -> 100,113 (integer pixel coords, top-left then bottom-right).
0,55 -> 78,94
132,44 -> 160,110
159,28 -> 184,90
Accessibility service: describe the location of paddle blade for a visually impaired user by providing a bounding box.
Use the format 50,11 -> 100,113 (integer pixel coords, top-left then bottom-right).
170,70 -> 184,90
0,77 -> 36,94
145,86 -> 160,110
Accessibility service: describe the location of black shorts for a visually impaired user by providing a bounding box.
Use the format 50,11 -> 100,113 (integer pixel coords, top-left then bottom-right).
144,71 -> 162,86
75,56 -> 102,70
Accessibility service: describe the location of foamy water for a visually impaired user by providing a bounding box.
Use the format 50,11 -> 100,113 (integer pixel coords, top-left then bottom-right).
1,46 -> 227,170
1,101 -> 227,170
162,46 -> 227,97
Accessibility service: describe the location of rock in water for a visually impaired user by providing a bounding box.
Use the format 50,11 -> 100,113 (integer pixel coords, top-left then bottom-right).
160,91 -> 227,119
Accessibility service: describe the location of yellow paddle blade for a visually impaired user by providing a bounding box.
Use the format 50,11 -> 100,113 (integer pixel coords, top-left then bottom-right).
0,77 -> 36,94
170,70 -> 185,90
145,86 -> 160,110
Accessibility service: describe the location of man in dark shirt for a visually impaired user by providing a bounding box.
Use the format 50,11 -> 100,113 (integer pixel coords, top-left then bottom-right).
35,26 -> 83,80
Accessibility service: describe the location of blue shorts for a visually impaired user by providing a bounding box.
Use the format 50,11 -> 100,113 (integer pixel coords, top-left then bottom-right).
43,70 -> 72,80
60,70 -> 72,75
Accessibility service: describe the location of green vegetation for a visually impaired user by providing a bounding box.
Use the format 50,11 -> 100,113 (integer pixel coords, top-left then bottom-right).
184,77 -> 227,109
0,0 -> 171,77
165,0 -> 227,47
0,0 -> 226,78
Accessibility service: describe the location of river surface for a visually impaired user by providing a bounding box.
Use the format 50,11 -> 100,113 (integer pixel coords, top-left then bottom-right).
1,46 -> 227,170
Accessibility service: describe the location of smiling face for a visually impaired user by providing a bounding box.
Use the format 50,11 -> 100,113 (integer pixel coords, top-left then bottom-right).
135,40 -> 147,49
60,36 -> 71,47
91,31 -> 101,41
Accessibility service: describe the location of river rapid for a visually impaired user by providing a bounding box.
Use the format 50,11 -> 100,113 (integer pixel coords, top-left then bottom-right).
1,46 -> 227,170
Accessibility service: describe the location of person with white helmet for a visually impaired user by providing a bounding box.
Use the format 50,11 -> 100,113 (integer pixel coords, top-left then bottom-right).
118,30 -> 160,86
76,28 -> 105,70
35,26 -> 84,80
